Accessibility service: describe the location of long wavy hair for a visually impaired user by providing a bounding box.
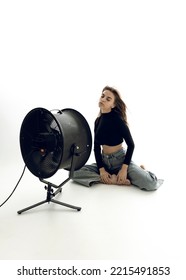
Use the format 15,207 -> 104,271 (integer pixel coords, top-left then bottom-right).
98,85 -> 128,125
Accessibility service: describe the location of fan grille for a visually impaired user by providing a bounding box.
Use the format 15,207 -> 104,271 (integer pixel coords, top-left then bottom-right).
20,108 -> 63,178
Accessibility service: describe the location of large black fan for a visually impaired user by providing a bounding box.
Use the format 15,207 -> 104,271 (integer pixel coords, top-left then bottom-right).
18,107 -> 92,214
20,107 -> 92,178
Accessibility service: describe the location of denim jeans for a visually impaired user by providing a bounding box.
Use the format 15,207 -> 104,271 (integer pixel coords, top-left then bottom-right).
72,148 -> 164,191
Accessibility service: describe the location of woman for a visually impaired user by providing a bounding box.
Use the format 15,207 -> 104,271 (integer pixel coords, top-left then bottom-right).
73,86 -> 163,190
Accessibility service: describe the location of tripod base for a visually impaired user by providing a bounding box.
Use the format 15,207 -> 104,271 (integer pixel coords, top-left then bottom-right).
17,183 -> 81,214
18,144 -> 83,214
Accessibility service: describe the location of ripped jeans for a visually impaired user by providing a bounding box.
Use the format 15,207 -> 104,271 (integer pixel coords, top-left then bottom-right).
72,148 -> 164,191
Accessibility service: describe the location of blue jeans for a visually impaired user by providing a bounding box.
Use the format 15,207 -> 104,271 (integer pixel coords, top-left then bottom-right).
72,149 -> 164,191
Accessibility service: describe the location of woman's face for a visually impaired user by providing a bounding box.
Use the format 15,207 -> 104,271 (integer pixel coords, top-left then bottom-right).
99,90 -> 115,113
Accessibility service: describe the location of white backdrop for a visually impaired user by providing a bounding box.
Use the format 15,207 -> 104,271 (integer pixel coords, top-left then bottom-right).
0,0 -> 185,180
1,2 -> 186,273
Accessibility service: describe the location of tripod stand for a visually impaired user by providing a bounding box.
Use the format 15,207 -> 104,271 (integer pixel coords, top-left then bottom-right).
17,145 -> 81,214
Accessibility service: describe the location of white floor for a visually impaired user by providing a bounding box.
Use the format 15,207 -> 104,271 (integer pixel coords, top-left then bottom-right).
0,159 -> 185,261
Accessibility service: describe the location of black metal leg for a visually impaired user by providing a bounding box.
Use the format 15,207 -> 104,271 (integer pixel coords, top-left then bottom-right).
51,199 -> 81,211
17,200 -> 48,214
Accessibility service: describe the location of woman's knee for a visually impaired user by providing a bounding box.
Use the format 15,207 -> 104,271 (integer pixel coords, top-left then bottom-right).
141,181 -> 159,191
72,164 -> 99,180
140,173 -> 163,191
128,165 -> 161,191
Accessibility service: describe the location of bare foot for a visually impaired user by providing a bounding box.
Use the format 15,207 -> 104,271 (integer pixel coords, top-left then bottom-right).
110,174 -> 117,184
110,175 -> 131,186
123,179 -> 131,185
140,164 -> 146,170
100,175 -> 117,184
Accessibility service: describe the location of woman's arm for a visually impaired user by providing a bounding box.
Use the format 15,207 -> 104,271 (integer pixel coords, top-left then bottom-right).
117,119 -> 135,184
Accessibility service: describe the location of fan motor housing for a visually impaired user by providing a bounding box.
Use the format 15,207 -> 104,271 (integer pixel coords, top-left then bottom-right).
20,107 -> 92,178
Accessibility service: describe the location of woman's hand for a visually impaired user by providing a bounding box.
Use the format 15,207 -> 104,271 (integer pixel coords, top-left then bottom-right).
99,167 -> 112,184
117,164 -> 129,185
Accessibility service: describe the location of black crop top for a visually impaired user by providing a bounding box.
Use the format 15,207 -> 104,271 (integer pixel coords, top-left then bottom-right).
94,110 -> 135,169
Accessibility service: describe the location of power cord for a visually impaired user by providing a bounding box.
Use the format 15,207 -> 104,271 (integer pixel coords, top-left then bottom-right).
0,165 -> 26,208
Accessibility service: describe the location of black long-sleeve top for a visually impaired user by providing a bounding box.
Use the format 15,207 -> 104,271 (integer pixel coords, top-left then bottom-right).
94,110 -> 135,169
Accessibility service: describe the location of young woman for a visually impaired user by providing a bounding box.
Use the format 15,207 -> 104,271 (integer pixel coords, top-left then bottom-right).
72,86 -> 163,190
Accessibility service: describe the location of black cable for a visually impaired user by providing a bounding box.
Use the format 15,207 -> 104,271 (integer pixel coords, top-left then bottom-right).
0,165 -> 26,208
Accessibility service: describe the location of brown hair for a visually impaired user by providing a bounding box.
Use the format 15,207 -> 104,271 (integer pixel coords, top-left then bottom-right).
101,85 -> 128,125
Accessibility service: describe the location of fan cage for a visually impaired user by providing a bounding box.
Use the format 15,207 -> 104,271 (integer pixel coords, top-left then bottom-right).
20,107 -> 92,178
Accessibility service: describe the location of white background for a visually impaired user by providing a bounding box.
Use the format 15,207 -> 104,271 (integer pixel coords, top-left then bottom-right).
0,0 -> 186,275
0,0 -> 185,172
